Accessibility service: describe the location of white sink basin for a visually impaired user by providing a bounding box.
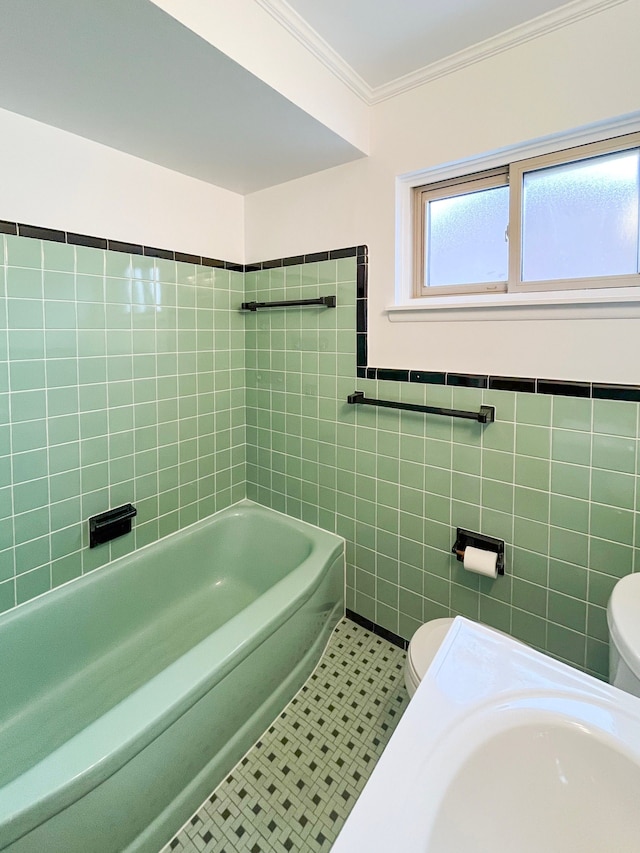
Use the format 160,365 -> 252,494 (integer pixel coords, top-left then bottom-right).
332,617 -> 640,853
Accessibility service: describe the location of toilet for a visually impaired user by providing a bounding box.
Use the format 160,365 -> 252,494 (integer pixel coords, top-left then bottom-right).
404,618 -> 455,697
607,572 -> 640,697
405,617 -> 515,697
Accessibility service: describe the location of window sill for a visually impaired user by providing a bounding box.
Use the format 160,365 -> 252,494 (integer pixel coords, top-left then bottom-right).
386,287 -> 640,322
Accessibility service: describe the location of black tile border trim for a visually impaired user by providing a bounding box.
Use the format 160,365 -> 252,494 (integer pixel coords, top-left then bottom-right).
3,220 -> 639,403
1,219 -> 242,271
346,609 -> 409,650
351,251 -> 640,402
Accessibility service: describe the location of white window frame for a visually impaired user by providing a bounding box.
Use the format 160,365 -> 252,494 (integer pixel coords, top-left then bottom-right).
414,168 -> 509,298
509,133 -> 640,294
393,115 -> 640,319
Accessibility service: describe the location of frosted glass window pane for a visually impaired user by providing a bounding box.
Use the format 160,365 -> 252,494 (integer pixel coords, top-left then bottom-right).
427,186 -> 508,287
522,149 -> 640,282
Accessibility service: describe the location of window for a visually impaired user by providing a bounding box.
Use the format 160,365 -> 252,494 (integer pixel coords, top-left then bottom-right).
414,132 -> 640,298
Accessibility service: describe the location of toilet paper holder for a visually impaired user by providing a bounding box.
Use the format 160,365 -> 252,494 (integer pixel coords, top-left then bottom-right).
452,528 -> 505,575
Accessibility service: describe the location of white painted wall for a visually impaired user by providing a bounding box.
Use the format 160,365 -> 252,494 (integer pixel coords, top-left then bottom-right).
0,108 -> 245,262
150,0 -> 370,155
246,0 -> 640,383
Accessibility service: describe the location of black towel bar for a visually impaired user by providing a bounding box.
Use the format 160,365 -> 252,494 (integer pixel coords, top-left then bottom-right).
241,296 -> 336,311
347,391 -> 495,424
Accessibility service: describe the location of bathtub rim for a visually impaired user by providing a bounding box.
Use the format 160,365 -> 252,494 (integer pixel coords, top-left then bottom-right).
0,498 -> 343,623
0,500 -> 344,849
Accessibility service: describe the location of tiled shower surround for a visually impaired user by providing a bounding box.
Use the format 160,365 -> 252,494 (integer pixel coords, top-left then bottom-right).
1,230 -> 639,679
0,234 -> 246,612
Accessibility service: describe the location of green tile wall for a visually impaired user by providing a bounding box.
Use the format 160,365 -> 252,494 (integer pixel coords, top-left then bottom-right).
0,234 -> 246,614
245,256 -> 639,680
3,233 -> 638,682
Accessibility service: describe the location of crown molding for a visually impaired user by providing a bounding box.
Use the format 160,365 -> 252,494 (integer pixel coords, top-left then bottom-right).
253,0 -> 372,103
370,0 -> 630,103
255,0 -> 629,106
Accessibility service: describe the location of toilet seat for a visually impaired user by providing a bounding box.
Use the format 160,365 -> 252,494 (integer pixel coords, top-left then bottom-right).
608,573 -> 640,681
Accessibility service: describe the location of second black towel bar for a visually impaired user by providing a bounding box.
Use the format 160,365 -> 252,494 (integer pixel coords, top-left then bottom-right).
347,391 -> 495,423
241,296 -> 336,311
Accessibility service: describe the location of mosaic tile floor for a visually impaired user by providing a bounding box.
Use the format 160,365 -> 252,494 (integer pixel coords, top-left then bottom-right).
162,618 -> 409,853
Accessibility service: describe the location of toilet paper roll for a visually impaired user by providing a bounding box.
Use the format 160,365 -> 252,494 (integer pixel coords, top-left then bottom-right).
463,545 -> 498,578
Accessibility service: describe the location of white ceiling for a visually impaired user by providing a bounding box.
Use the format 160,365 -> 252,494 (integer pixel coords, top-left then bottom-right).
281,0 -> 577,89
0,0 -> 610,194
0,0 -> 363,194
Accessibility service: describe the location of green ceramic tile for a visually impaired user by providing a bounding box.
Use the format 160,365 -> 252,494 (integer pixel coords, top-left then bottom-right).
11,419 -> 47,453
44,270 -> 75,301
7,266 -> 43,299
482,449 -> 514,483
0,579 -> 15,614
514,486 -> 549,523
482,421 -> 515,452
450,582 -> 479,620
12,448 -> 47,485
516,392 -> 552,426
49,494 -> 81,530
592,399 -> 637,438
453,476 -> 484,519
51,552 -> 82,587
586,637 -> 609,681
515,455 -> 549,490
9,329 -> 45,361
512,577 -> 547,618
424,492 -> 450,525
482,479 -> 514,514
479,508 -> 512,542
589,538 -> 633,578
552,396 -> 592,431
513,516 -> 549,555
549,526 -> 588,567
43,300 -> 76,333
42,240 -> 74,272
515,424 -> 551,459
591,468 -> 634,510
551,429 -> 591,465
424,465 -> 450,497
548,590 -> 586,633
590,503 -> 634,545
75,246 -> 105,276
587,569 -> 617,608
483,389 -> 516,421
452,443 -> 481,475
16,565 -> 50,604
550,461 -> 589,499
15,535 -> 50,575
47,358 -> 79,389
510,607 -> 546,650
586,603 -> 608,643
549,493 -> 589,533
592,433 -> 636,474
8,298 -> 44,330
546,622 -> 585,668
6,234 -> 42,268
14,506 -> 49,544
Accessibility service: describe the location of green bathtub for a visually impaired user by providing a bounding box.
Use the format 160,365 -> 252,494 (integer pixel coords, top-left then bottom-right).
0,500 -> 344,852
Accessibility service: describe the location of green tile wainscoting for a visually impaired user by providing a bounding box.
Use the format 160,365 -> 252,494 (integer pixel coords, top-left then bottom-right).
1,232 -> 639,681
0,234 -> 246,612
244,257 -> 640,681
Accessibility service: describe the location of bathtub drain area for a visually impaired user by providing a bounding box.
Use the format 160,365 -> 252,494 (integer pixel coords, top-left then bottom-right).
162,619 -> 408,852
